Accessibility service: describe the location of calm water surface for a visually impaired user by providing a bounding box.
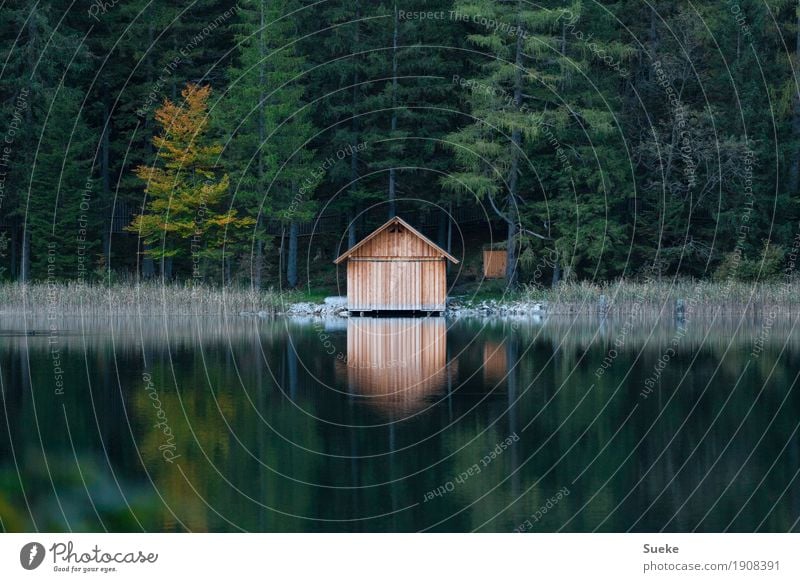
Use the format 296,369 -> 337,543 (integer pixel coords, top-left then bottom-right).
1,314 -> 798,532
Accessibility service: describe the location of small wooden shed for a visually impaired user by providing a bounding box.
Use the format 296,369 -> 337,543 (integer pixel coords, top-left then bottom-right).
334,217 -> 459,314
483,248 -> 507,279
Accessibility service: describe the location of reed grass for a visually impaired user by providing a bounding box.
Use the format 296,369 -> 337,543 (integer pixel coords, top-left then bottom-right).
0,280 -> 291,316
517,278 -> 800,316
2,277 -> 799,317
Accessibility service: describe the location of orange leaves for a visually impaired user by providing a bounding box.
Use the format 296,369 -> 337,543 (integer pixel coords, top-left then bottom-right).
150,83 -> 221,172
128,83 -> 254,263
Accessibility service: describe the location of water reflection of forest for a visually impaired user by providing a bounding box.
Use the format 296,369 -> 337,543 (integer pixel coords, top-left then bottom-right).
1,313 -> 797,352
1,313 -> 799,532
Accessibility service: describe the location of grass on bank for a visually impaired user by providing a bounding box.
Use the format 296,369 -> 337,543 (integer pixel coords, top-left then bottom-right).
0,277 -> 798,316
0,280 -> 291,315
456,278 -> 800,315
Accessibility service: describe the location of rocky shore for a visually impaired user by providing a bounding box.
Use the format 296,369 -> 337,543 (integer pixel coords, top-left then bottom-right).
261,296 -> 548,318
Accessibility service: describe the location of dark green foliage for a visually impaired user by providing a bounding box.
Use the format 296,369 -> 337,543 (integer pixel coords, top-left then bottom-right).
1,0 -> 798,285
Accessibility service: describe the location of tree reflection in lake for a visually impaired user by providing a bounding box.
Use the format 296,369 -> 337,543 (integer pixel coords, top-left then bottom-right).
0,313 -> 798,532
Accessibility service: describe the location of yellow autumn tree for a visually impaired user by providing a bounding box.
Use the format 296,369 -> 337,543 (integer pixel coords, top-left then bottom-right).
129,83 -> 254,276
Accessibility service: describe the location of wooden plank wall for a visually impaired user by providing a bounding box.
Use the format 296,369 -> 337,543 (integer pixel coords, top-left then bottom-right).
346,318 -> 447,414
483,250 -> 507,279
349,224 -> 440,259
346,225 -> 447,311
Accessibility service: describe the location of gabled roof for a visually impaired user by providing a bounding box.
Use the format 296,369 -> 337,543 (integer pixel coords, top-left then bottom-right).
334,216 -> 459,264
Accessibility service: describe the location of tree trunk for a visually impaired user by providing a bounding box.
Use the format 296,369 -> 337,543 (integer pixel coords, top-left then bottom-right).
789,9 -> 800,197
505,5 -> 524,286
101,100 -> 111,268
254,224 -> 263,290
142,245 -> 155,278
552,262 -> 561,287
388,170 -> 397,218
437,209 -> 447,249
347,211 -> 357,249
348,1 -> 361,237
387,3 -> 398,218
278,230 -> 285,284
287,341 -> 298,400
21,18 -> 34,283
161,257 -> 172,281
20,229 -> 29,283
141,24 -> 156,281
506,213 -> 518,285
648,4 -> 660,81
447,203 -> 453,272
287,221 -> 298,288
10,226 -> 17,279
253,1 -> 266,290
506,330 -> 520,498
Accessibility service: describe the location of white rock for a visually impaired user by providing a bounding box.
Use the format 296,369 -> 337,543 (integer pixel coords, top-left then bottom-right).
324,296 -> 348,307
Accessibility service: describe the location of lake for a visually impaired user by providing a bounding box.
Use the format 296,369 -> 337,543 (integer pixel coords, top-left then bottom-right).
1,313 -> 798,532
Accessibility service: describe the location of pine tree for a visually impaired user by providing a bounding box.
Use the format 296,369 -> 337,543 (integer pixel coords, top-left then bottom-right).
0,1 -> 99,280
525,0 -> 632,281
443,0 -> 565,285
220,0 -> 275,288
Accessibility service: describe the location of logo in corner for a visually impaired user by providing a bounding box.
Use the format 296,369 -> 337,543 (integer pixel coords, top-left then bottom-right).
20,542 -> 45,570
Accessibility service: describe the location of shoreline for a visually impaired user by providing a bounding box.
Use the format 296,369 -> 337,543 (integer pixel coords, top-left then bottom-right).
1,280 -> 798,319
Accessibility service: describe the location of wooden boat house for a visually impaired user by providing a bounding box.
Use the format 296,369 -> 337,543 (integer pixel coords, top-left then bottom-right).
334,217 -> 459,315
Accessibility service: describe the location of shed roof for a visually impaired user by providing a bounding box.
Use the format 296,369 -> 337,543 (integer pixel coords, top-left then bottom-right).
334,216 -> 459,264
